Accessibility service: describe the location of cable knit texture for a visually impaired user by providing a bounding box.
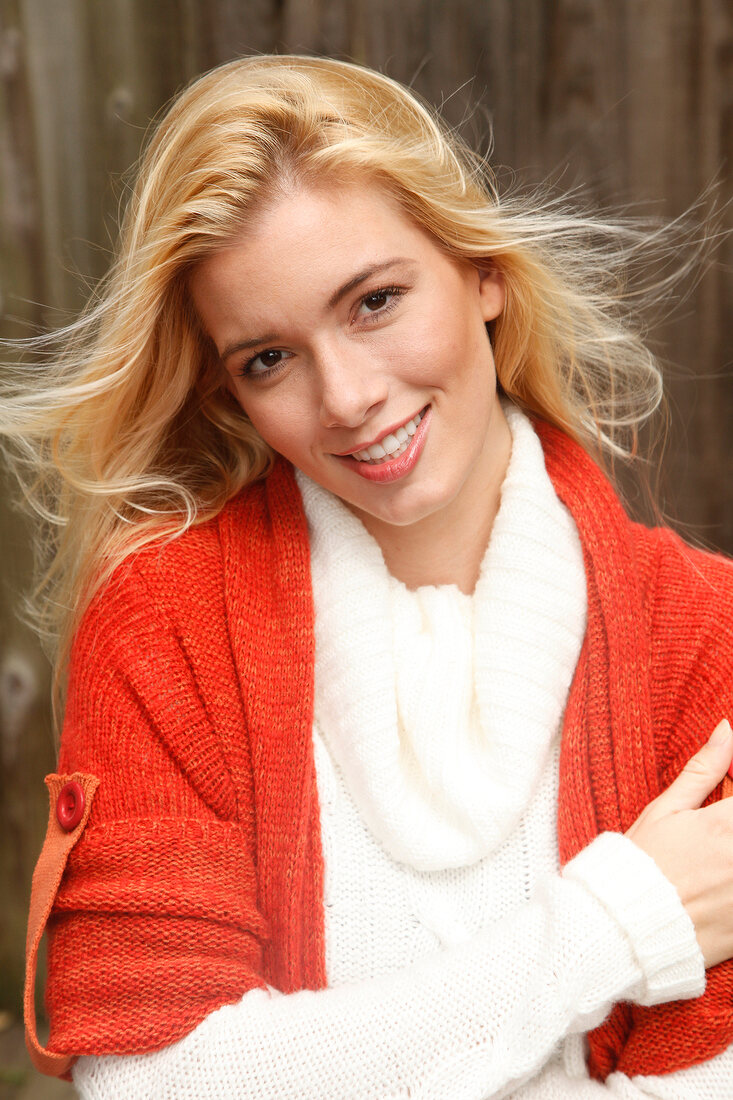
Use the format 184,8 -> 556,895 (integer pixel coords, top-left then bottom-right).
37,415 -> 733,1083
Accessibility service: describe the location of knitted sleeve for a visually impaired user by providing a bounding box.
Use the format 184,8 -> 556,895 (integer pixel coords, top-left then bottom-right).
507,1044 -> 733,1098
44,536 -> 269,1056
68,830 -> 706,1099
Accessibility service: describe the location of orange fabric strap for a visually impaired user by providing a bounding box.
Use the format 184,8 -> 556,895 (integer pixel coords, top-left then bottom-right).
25,771 -> 99,1078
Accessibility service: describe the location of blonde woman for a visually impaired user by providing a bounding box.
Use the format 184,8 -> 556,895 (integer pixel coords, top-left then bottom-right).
5,55 -> 733,1098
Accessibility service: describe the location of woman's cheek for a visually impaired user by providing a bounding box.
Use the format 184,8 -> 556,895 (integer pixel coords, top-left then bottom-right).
253,398 -> 314,461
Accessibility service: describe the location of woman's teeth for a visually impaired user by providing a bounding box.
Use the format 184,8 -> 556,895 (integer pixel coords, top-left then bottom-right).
351,410 -> 425,464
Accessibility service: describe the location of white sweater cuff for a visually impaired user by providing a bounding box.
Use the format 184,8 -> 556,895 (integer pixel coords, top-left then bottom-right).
562,831 -> 704,1006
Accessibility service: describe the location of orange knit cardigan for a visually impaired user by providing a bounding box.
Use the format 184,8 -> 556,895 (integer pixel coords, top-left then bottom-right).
26,422 -> 733,1082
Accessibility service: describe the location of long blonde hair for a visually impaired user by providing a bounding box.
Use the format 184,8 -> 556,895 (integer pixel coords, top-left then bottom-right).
0,53 -> 699,681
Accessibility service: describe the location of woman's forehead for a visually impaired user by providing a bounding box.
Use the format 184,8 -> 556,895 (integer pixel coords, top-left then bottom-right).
191,184 -> 431,304
229,179 -> 422,250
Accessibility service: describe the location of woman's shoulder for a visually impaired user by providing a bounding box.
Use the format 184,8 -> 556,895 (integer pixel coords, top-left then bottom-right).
536,415 -> 732,599
58,483 -> 270,803
59,460 -> 311,811
64,485 -> 255,713
538,417 -> 733,775
76,502 -> 231,655
626,522 -> 733,783
629,520 -> 733,630
67,459 -> 310,705
81,462 -> 303,635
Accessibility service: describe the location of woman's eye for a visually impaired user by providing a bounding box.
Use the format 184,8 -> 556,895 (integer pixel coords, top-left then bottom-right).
357,286 -> 403,318
240,348 -> 288,378
363,290 -> 391,311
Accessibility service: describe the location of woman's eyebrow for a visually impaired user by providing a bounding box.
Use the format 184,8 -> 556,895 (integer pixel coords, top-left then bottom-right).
327,257 -> 411,309
221,332 -> 278,362
220,258 -> 413,362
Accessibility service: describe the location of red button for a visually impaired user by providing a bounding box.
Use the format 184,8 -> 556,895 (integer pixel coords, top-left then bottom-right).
56,781 -> 85,831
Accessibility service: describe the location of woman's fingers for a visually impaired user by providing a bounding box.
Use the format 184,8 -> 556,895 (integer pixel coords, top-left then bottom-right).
645,719 -> 733,818
626,719 -> 733,968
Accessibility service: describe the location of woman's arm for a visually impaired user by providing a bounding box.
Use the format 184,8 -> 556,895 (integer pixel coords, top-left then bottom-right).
69,726 -> 733,1100
73,1003 -> 733,1100
69,829 -> 699,1100
45,532 -> 733,1096
506,1043 -> 733,1099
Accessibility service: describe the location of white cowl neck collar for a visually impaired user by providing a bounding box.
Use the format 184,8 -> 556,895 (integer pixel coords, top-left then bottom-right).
296,404 -> 587,871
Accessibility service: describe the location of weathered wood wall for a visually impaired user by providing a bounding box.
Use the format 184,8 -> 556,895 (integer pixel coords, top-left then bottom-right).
0,0 -> 731,1046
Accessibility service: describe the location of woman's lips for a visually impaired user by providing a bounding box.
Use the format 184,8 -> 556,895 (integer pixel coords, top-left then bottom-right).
337,406 -> 432,484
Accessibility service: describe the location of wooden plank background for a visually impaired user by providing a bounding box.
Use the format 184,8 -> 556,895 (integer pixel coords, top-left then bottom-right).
0,0 -> 731,1048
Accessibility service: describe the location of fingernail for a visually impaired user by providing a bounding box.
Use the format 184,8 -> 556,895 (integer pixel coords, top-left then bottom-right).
711,718 -> 733,745
712,719 -> 733,779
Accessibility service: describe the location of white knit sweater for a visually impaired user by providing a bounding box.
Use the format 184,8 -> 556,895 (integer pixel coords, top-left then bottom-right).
73,407 -> 733,1099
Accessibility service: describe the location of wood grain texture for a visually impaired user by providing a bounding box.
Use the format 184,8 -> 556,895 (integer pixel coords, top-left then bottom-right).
0,0 -> 731,1020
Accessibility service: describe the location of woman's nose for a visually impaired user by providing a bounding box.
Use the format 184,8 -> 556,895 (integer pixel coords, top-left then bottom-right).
317,344 -> 388,429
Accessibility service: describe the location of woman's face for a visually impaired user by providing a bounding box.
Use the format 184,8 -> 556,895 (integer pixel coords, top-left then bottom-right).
190,181 -> 508,535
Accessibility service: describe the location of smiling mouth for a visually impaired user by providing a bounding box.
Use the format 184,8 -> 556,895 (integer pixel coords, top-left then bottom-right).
348,408 -> 427,465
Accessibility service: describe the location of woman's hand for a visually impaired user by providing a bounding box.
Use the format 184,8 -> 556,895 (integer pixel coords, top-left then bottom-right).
626,719 -> 733,968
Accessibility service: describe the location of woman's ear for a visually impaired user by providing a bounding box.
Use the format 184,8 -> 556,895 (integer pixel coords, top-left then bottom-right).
478,266 -> 505,323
